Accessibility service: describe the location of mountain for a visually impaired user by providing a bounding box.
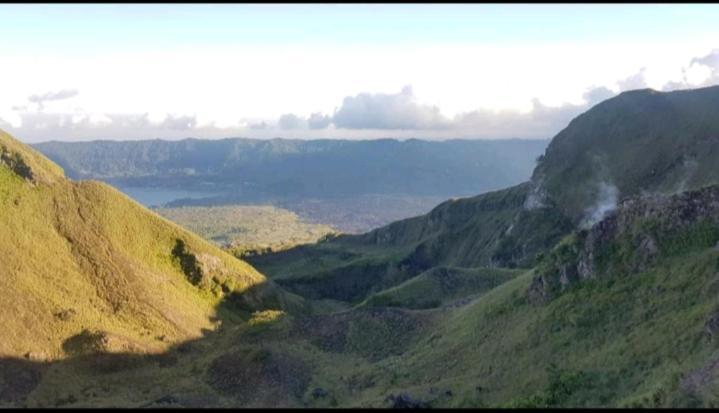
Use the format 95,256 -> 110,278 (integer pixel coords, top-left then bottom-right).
251,86 -> 719,303
532,86 -> 719,224
33,137 -> 548,200
0,129 -> 299,362
239,86 -> 719,408
5,85 -> 719,408
12,183 -> 714,408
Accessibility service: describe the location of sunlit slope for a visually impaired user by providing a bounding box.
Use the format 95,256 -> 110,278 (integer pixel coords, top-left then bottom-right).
0,129 -> 293,360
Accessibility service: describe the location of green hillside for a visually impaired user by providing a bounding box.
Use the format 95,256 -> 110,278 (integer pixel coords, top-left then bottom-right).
4,86 -> 719,408
252,86 -> 719,302
0,129 -> 299,361
532,86 -> 719,224
10,183 -> 717,408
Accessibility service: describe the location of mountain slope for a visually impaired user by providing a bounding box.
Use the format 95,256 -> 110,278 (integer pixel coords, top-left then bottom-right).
240,184 -> 719,408
252,86 -> 719,302
6,183 -> 719,408
532,85 -> 719,224
0,129 -> 299,360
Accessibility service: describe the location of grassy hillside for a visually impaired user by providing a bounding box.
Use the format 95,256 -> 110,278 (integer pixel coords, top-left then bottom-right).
360,266 -> 522,310
9,185 -> 718,408
0,129 -> 300,361
532,86 -> 719,224
253,85 -> 719,303
250,182 -> 572,302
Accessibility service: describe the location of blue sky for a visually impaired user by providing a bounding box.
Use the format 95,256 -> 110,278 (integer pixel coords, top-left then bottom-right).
1,4 -> 718,142
3,4 -> 719,50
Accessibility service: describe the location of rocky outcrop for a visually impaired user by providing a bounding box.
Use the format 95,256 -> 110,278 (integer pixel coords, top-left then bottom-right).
530,185 -> 719,303
386,393 -> 430,409
0,131 -> 64,184
171,239 -> 236,295
705,309 -> 719,338
61,329 -> 153,356
0,148 -> 35,182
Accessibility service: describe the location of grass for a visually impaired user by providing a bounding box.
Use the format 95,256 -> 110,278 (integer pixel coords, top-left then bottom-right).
250,182 -> 570,304
6,196 -> 719,407
0,129 -> 292,361
360,266 -> 522,309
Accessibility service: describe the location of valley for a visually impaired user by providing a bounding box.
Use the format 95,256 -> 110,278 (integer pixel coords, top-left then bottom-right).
2,86 -> 719,408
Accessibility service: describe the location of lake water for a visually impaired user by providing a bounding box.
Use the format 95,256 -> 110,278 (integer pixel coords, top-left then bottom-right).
115,186 -> 222,208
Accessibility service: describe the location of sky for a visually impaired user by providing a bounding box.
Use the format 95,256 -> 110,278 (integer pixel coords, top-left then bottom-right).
1,4 -> 719,142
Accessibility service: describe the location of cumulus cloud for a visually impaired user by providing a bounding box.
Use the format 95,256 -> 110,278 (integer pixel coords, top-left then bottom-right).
582,86 -> 616,104
10,48 -> 719,142
691,49 -> 719,86
691,50 -> 719,72
278,113 -> 306,130
332,85 -> 450,130
617,68 -> 648,91
663,49 -> 719,91
248,121 -> 269,130
6,84 -> 619,141
160,114 -> 197,130
451,85 -> 618,139
27,89 -> 79,110
308,112 -> 332,129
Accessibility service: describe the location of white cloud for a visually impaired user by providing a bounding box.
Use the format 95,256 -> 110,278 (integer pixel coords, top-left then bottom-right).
308,112 -> 332,129
617,68 -> 648,91
27,89 -> 79,108
662,49 -> 719,91
160,114 -> 198,130
332,86 -> 450,130
2,43 -> 719,142
278,113 -> 306,130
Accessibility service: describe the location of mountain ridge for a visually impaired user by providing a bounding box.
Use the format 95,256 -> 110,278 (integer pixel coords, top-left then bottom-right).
33,137 -> 548,199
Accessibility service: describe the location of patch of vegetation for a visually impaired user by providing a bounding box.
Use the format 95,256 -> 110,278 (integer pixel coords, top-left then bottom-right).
154,204 -> 337,256
362,266 -> 521,309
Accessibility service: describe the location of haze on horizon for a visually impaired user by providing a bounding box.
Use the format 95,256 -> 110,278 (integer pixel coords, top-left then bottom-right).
1,4 -> 719,143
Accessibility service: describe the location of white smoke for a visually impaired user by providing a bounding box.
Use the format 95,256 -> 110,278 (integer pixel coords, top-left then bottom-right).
581,181 -> 619,228
524,177 -> 548,210
672,158 -> 699,195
